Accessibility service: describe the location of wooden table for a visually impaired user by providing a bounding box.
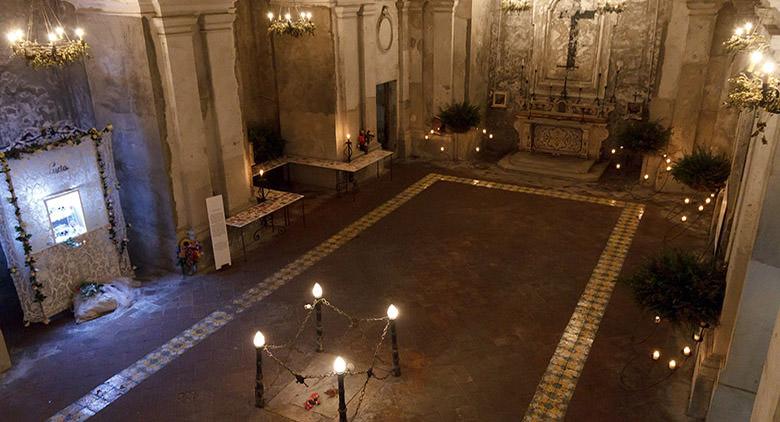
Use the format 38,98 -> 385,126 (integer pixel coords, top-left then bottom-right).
225,189 -> 305,260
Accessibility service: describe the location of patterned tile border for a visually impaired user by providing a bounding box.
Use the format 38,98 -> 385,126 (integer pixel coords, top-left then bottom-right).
47,173 -> 643,421
523,203 -> 644,421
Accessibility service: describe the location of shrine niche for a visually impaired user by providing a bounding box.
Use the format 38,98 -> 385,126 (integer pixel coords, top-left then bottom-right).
490,0 -> 663,177
0,125 -> 133,324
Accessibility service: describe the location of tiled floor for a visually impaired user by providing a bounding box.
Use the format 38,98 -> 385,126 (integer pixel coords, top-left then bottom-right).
0,163 -> 704,421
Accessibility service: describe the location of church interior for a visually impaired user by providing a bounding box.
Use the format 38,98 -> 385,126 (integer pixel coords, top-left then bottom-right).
1,0 -> 779,420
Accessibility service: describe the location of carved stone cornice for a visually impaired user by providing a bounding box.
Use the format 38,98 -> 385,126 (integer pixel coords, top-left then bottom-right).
429,0 -> 458,13
201,11 -> 237,32
152,14 -> 198,36
686,0 -> 723,16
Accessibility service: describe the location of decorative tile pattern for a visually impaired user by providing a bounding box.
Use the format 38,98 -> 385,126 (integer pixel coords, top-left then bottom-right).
225,189 -> 303,228
47,173 -> 642,421
523,203 -> 644,421
251,150 -> 394,177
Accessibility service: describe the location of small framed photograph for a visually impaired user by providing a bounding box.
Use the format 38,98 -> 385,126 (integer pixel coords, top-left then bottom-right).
45,189 -> 87,244
491,91 -> 509,108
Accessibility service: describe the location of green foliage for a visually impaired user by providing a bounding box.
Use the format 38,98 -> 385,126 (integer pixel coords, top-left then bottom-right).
613,120 -> 671,154
621,249 -> 725,328
79,282 -> 105,299
671,147 -> 731,192
248,126 -> 286,163
438,101 -> 481,134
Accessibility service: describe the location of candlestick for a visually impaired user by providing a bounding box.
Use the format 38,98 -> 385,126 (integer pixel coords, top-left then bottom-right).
254,331 -> 266,408
387,304 -> 401,376
312,283 -> 324,352
334,357 -> 348,422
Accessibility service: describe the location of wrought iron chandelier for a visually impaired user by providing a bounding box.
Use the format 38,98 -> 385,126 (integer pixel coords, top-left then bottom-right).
596,0 -> 627,14
266,7 -> 315,38
501,0 -> 532,13
5,0 -> 88,69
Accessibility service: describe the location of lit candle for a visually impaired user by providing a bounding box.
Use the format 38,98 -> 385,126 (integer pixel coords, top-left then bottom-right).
668,359 -> 677,370
440,146 -> 445,152
611,148 -> 616,154
616,164 -> 621,169
684,198 -> 690,204
74,27 -> 85,39
682,346 -> 692,357
644,174 -> 650,180
681,215 -> 688,222
651,350 -> 660,360
654,315 -> 661,324
267,12 -> 274,21
705,197 -> 712,204
698,205 -> 704,212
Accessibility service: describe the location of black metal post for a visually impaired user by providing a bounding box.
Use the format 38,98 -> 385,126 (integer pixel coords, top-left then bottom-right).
337,373 -> 348,422
390,320 -> 401,377
315,301 -> 323,352
255,347 -> 264,408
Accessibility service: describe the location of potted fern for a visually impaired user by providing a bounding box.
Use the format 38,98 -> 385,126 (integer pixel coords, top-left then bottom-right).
611,120 -> 671,180
438,101 -> 481,133
621,249 -> 726,329
671,147 -> 731,193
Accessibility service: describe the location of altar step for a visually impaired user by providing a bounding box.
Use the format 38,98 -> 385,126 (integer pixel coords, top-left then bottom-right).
497,151 -> 609,182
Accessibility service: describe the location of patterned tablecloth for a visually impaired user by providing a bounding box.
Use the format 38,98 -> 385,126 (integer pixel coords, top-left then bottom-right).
226,189 -> 303,228
251,150 -> 393,176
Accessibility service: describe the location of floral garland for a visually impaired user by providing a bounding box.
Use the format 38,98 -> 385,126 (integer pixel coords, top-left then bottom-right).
0,124 -> 128,303
0,156 -> 45,303
92,127 -> 130,254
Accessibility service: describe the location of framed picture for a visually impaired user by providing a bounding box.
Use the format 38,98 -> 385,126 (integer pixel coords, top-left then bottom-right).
491,91 -> 509,108
44,189 -> 87,244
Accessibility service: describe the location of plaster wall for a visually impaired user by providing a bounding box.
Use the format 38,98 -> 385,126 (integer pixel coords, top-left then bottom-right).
708,115 -> 780,420
0,0 -> 95,145
235,0 -> 280,131
751,308 -> 780,422
375,2 -> 400,85
79,12 -> 178,273
275,7 -> 338,160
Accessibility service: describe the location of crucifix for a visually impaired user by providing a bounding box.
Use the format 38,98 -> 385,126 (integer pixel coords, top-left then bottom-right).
554,0 -> 597,99
558,0 -> 597,71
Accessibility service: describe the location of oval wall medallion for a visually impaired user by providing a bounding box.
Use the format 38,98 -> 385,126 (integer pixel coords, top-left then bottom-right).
377,7 -> 393,52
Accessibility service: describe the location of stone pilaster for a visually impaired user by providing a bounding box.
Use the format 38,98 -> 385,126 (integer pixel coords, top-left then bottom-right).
669,1 -> 720,154
430,0 -> 457,112
359,4 -> 379,150
707,111 -> 780,420
334,5 -> 362,159
152,15 -> 214,238
201,11 -> 253,214
398,0 -> 425,157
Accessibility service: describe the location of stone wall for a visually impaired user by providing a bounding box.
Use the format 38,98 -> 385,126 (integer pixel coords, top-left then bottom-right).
78,12 -> 178,273
482,0 -> 669,155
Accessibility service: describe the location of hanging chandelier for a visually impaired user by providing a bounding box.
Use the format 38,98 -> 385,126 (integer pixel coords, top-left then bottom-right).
5,0 -> 88,69
724,22 -> 765,54
267,7 -> 315,38
500,0 -> 532,13
596,0 -> 627,14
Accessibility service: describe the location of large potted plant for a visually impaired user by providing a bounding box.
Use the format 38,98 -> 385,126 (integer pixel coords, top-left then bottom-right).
430,101 -> 481,160
671,147 -> 731,193
621,249 -> 726,329
438,101 -> 481,133
611,120 -> 671,180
